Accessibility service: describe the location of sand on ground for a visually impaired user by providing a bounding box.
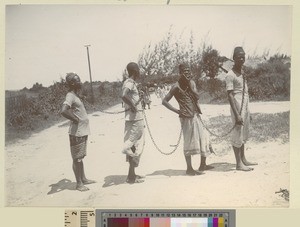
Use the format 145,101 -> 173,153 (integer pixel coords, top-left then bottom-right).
5,95 -> 290,208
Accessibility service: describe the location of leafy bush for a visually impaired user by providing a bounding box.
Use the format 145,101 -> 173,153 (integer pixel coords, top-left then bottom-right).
201,47 -> 221,79
136,29 -> 290,102
6,79 -> 68,130
6,78 -> 124,143
246,56 -> 290,100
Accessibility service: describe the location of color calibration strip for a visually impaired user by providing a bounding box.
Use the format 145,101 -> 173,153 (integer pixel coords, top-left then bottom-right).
96,210 -> 235,227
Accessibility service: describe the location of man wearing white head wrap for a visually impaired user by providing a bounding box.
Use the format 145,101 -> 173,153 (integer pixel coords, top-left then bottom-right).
225,47 -> 258,171
61,73 -> 96,191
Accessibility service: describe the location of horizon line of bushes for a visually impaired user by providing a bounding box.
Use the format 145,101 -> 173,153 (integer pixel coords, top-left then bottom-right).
5,28 -> 290,140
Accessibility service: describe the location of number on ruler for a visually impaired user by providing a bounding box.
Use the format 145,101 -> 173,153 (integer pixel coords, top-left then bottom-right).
65,210 -> 95,227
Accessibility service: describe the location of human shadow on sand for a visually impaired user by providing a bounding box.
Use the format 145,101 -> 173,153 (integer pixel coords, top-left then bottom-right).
102,175 -> 127,188
102,163 -> 236,188
146,163 -> 236,177
147,169 -> 187,177
205,162 -> 236,172
47,179 -> 77,194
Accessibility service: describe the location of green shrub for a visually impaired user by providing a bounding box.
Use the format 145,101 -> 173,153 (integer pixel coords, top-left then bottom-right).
246,57 -> 290,100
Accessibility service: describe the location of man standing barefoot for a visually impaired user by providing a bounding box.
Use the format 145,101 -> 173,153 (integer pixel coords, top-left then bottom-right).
121,62 -> 145,184
61,72 -> 96,191
163,63 -> 213,175
226,47 -> 258,171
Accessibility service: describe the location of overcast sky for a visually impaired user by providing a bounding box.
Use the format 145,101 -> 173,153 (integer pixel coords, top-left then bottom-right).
5,4 -> 292,90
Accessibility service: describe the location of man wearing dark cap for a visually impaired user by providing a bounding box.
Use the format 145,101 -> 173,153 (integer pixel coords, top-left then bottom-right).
61,73 -> 96,191
225,47 -> 258,171
163,63 -> 214,175
121,62 -> 145,184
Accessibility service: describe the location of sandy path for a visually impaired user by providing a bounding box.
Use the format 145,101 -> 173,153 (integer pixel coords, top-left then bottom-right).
5,96 -> 289,207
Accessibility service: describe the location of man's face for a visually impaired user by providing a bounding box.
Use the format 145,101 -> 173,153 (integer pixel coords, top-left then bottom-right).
234,52 -> 246,66
72,75 -> 82,89
181,68 -> 192,81
132,67 -> 140,80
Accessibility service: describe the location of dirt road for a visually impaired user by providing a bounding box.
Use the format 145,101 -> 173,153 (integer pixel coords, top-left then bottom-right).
5,96 -> 290,208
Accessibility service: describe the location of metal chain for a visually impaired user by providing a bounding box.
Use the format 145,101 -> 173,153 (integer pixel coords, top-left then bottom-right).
83,74 -> 246,153
83,81 -> 142,115
196,74 -> 246,138
143,110 -> 182,155
198,115 -> 236,138
84,85 -> 182,155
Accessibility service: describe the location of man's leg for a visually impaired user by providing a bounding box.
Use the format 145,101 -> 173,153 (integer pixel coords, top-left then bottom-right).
185,155 -> 202,175
126,146 -> 144,183
127,156 -> 136,180
233,146 -> 253,171
73,159 -> 89,191
80,161 -> 96,185
198,156 -> 214,171
241,144 -> 258,166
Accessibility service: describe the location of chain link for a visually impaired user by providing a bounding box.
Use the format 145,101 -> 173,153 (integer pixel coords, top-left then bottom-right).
96,108 -> 127,114
85,93 -> 182,155
83,74 -> 246,154
143,110 -> 182,155
196,74 -> 246,138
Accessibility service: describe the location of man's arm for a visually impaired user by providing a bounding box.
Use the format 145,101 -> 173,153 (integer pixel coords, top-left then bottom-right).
189,80 -> 203,114
162,86 -> 180,115
61,104 -> 79,123
188,80 -> 200,100
227,90 -> 243,125
122,87 -> 137,112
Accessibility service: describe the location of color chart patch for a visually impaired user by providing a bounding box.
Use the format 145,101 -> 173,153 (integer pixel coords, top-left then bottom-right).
96,210 -> 235,227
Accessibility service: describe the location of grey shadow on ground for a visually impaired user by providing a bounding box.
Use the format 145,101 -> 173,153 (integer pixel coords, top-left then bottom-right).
146,169 -> 187,177
146,163 -> 236,177
207,162 -> 236,172
47,178 -> 77,194
102,163 -> 236,188
102,175 -> 127,188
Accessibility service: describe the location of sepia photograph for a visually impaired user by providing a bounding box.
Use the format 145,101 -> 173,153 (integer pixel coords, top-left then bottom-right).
4,4 -> 291,208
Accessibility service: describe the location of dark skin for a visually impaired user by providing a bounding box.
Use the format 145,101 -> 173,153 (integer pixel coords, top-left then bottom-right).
61,76 -> 81,124
227,52 -> 245,126
61,76 -> 96,191
163,67 -> 211,175
121,64 -> 144,183
121,66 -> 140,113
227,51 -> 257,171
163,68 -> 202,115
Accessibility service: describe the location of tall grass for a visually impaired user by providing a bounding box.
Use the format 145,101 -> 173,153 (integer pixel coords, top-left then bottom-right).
205,111 -> 289,156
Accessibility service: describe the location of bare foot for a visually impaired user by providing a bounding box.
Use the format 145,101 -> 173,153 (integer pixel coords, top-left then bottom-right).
76,184 -> 90,192
186,169 -> 203,176
126,177 -> 144,184
198,165 -> 214,171
236,165 -> 254,171
82,179 -> 96,185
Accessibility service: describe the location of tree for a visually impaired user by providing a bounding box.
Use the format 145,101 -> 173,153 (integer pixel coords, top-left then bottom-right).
201,46 -> 222,79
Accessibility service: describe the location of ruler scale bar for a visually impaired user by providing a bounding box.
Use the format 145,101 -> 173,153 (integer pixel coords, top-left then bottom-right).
65,209 -> 235,227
